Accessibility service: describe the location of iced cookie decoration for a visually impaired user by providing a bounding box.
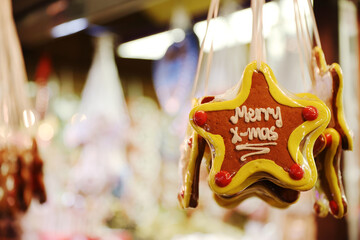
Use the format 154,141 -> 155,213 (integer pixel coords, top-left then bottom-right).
178,94 -> 242,209
311,47 -> 353,150
178,128 -> 206,208
178,97 -> 212,208
313,129 -> 347,218
189,62 -> 330,198
311,47 -> 353,218
292,0 -> 353,218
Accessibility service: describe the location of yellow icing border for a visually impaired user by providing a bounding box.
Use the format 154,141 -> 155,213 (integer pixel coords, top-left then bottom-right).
214,183 -> 299,209
313,46 -> 353,150
179,130 -> 200,208
179,98 -> 201,209
322,128 -> 345,218
190,61 -> 330,195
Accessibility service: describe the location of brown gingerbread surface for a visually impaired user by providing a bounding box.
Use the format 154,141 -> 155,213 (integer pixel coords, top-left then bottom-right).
189,135 -> 206,208
202,71 -> 305,175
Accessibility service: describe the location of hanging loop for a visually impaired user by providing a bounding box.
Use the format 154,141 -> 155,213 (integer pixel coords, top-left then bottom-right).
190,0 -> 220,100
250,0 -> 265,70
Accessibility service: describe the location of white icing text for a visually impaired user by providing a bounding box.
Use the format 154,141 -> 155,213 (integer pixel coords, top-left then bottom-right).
230,106 -> 283,128
230,126 -> 278,143
229,105 -> 283,161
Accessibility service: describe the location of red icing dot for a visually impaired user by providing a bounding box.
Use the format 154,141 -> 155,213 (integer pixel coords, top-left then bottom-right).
325,133 -> 332,148
215,171 -> 232,187
302,106 -> 318,121
329,200 -> 339,215
289,164 -> 304,180
194,111 -> 207,126
187,137 -> 193,147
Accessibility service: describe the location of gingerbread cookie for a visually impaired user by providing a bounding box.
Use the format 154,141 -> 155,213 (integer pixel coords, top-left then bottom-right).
178,98 -> 208,208
310,47 -> 352,218
179,95 -> 232,208
313,129 -> 347,218
178,129 -> 206,208
0,140 -> 47,216
311,47 -> 353,150
189,61 -> 330,198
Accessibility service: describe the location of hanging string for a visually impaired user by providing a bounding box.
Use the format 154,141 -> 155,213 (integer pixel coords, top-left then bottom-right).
306,0 -> 321,48
295,0 -> 311,68
294,0 -> 308,89
250,0 -> 257,67
256,0 -> 265,69
204,1 -> 219,96
261,0 -> 266,65
302,8 -> 312,50
204,44 -> 214,96
1,0 -> 30,128
7,0 -> 29,112
250,0 -> 265,70
302,7 -> 317,75
190,0 -> 220,100
294,0 -> 323,87
0,0 -> 17,129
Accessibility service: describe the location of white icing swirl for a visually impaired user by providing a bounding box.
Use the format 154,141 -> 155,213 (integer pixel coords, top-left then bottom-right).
235,142 -> 277,161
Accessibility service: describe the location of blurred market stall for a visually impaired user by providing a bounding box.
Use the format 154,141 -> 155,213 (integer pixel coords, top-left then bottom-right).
7,0 -> 360,240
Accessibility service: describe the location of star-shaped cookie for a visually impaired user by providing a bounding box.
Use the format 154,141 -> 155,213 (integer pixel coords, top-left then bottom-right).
178,97 -> 212,209
178,128 -> 206,208
310,47 -> 353,218
189,61 -> 330,196
311,47 -> 353,150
